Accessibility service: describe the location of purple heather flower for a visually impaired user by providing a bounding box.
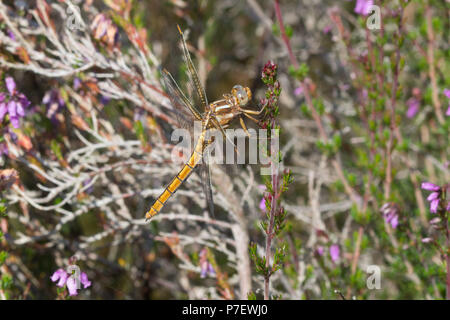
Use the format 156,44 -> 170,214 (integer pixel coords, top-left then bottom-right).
6,77 -> 16,93
361,88 -> 368,100
199,248 -> 216,278
133,108 -> 146,122
421,182 -> 441,191
421,182 -> 442,214
421,237 -> 433,243
66,276 -> 78,296
7,30 -> 16,41
444,89 -> 450,99
0,102 -> 8,122
73,77 -> 82,90
330,244 -> 340,262
429,217 -> 441,225
82,179 -> 94,194
0,168 -> 18,192
0,77 -> 31,128
430,199 -> 439,213
323,25 -> 332,34
66,272 -> 91,296
258,185 -> 267,212
51,266 -> 91,296
0,143 -> 8,157
80,272 -> 92,289
384,211 -> 399,228
427,192 -> 440,202
91,14 -> 108,39
0,127 -> 16,158
317,246 -> 324,256
262,61 -> 277,80
381,203 -> 399,229
406,98 -> 420,118
8,129 -> 17,143
99,95 -> 111,105
444,89 -> 450,116
51,269 -> 69,288
390,214 -> 398,228
294,86 -> 304,96
354,0 -> 374,16
43,89 -> 65,121
259,197 -> 266,212
91,14 -> 119,47
200,263 -> 216,279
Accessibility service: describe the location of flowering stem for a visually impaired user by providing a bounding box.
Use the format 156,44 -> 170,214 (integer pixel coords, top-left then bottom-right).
251,61 -> 290,300
446,216 -> 450,300
273,0 -> 298,69
264,165 -> 279,300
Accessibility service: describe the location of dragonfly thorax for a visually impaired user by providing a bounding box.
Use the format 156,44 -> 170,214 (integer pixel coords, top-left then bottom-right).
208,85 -> 251,127
209,99 -> 240,128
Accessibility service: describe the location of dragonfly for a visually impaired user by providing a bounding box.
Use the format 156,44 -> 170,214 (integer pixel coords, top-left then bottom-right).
145,26 -> 265,221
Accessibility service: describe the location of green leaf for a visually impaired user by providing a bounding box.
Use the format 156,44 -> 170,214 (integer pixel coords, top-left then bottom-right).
0,251 -> 7,265
247,291 -> 257,300
50,140 -> 63,161
271,23 -> 280,36
285,25 -> 293,38
1,274 -> 12,290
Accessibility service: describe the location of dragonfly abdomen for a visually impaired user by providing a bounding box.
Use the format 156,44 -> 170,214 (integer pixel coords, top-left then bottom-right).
145,135 -> 205,220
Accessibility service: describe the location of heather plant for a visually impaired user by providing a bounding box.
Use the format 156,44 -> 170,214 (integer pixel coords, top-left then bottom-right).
249,60 -> 292,300
266,0 -> 449,299
0,199 -> 11,300
0,169 -> 17,299
0,0 -> 448,300
50,256 -> 91,299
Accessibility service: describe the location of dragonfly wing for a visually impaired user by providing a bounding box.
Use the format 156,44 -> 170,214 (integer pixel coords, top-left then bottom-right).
177,26 -> 209,111
160,68 -> 202,131
198,160 -> 215,219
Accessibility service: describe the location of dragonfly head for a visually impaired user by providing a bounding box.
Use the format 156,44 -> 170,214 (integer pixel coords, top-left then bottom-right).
231,85 -> 252,107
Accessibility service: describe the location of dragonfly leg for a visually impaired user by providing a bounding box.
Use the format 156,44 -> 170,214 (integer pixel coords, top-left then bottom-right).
211,117 -> 239,154
243,112 -> 260,124
241,103 -> 267,115
205,136 -> 216,146
239,116 -> 252,137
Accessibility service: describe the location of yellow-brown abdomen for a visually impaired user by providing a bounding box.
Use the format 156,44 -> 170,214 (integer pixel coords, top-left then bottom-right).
145,140 -> 205,220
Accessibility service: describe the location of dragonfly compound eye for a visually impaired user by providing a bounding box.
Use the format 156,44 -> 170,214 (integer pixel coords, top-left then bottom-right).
232,85 -> 250,106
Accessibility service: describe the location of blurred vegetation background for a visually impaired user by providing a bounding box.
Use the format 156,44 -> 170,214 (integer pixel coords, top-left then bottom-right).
0,0 -> 449,299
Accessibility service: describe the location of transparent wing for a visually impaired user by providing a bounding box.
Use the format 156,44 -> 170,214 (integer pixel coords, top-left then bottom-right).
194,121 -> 215,218
177,26 -> 209,111
199,159 -> 215,219
160,68 -> 202,131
